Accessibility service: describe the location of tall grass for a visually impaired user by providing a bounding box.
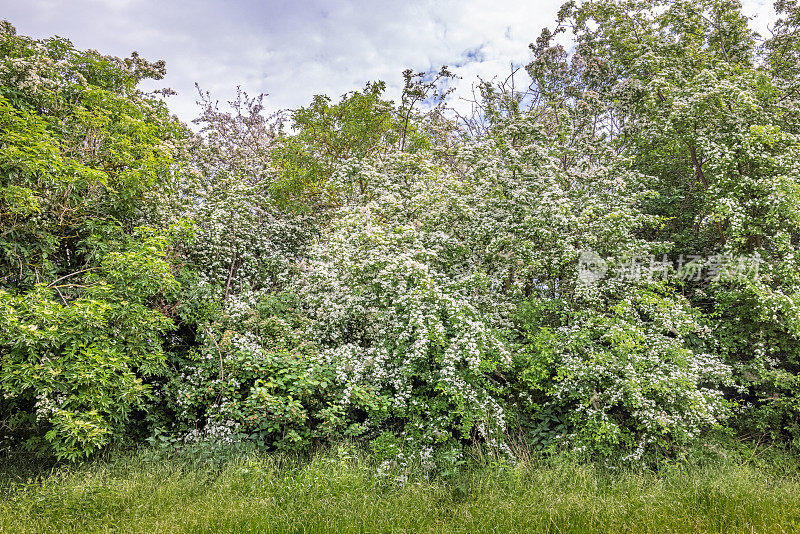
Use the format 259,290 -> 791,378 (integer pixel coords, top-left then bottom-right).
1,442 -> 799,533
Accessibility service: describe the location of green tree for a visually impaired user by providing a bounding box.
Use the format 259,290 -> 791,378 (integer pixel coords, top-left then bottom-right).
0,21 -> 184,459
538,0 -> 800,446
275,81 -> 401,209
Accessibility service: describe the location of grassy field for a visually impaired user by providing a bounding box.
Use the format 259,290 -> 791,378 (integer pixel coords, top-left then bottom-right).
1,443 -> 799,533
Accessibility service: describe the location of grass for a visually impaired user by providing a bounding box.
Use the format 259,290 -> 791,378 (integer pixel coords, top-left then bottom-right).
1,442 -> 800,533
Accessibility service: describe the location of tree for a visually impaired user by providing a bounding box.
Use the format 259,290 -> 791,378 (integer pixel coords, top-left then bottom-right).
537,0 -> 800,446
275,81 -> 401,210
0,21 -> 184,459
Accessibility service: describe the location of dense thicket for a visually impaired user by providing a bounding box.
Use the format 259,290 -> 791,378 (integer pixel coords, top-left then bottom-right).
2,0 -> 800,466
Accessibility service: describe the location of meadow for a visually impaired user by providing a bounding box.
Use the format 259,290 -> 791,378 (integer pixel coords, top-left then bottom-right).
2,442 -> 799,534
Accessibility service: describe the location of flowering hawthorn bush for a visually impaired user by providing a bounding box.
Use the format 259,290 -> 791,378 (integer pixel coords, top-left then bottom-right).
298,191 -> 513,462
159,290 -> 392,451
514,282 -> 732,459
544,0 -> 800,447
162,92 -> 735,463
6,0 -> 800,464
451,103 -> 733,459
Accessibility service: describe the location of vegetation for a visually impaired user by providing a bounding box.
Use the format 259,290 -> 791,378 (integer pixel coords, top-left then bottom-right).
1,443 -> 799,533
2,0 -> 800,524
0,19 -> 183,461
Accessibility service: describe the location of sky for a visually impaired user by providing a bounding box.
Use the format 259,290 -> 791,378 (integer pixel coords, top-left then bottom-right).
1,0 -> 780,126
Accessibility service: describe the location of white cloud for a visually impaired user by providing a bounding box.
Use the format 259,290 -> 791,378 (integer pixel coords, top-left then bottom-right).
1,0 -> 781,125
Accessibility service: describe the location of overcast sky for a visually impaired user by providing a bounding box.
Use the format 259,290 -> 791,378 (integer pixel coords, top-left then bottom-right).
1,0 -> 780,126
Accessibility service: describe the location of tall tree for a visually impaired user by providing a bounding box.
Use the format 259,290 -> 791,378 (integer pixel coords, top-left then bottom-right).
0,21 -> 184,459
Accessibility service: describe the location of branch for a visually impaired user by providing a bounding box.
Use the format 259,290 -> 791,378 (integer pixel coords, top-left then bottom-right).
47,267 -> 98,287
689,144 -> 726,245
205,326 -> 225,381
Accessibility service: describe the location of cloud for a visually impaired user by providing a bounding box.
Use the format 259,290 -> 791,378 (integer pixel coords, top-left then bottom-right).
2,0 -> 781,125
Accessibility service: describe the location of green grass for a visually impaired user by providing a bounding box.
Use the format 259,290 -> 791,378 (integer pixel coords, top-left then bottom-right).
1,444 -> 800,533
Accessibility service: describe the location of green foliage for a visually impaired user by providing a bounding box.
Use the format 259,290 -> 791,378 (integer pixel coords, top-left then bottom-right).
275,81 -> 402,209
0,24 -> 184,290
0,21 -> 184,460
4,0 -> 800,466
160,291 -> 384,451
0,230 -> 177,460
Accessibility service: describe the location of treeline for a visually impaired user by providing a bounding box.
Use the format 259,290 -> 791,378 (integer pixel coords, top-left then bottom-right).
2,0 -> 800,467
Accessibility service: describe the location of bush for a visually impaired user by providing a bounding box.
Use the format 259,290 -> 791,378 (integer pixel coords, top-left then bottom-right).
0,231 -> 177,460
